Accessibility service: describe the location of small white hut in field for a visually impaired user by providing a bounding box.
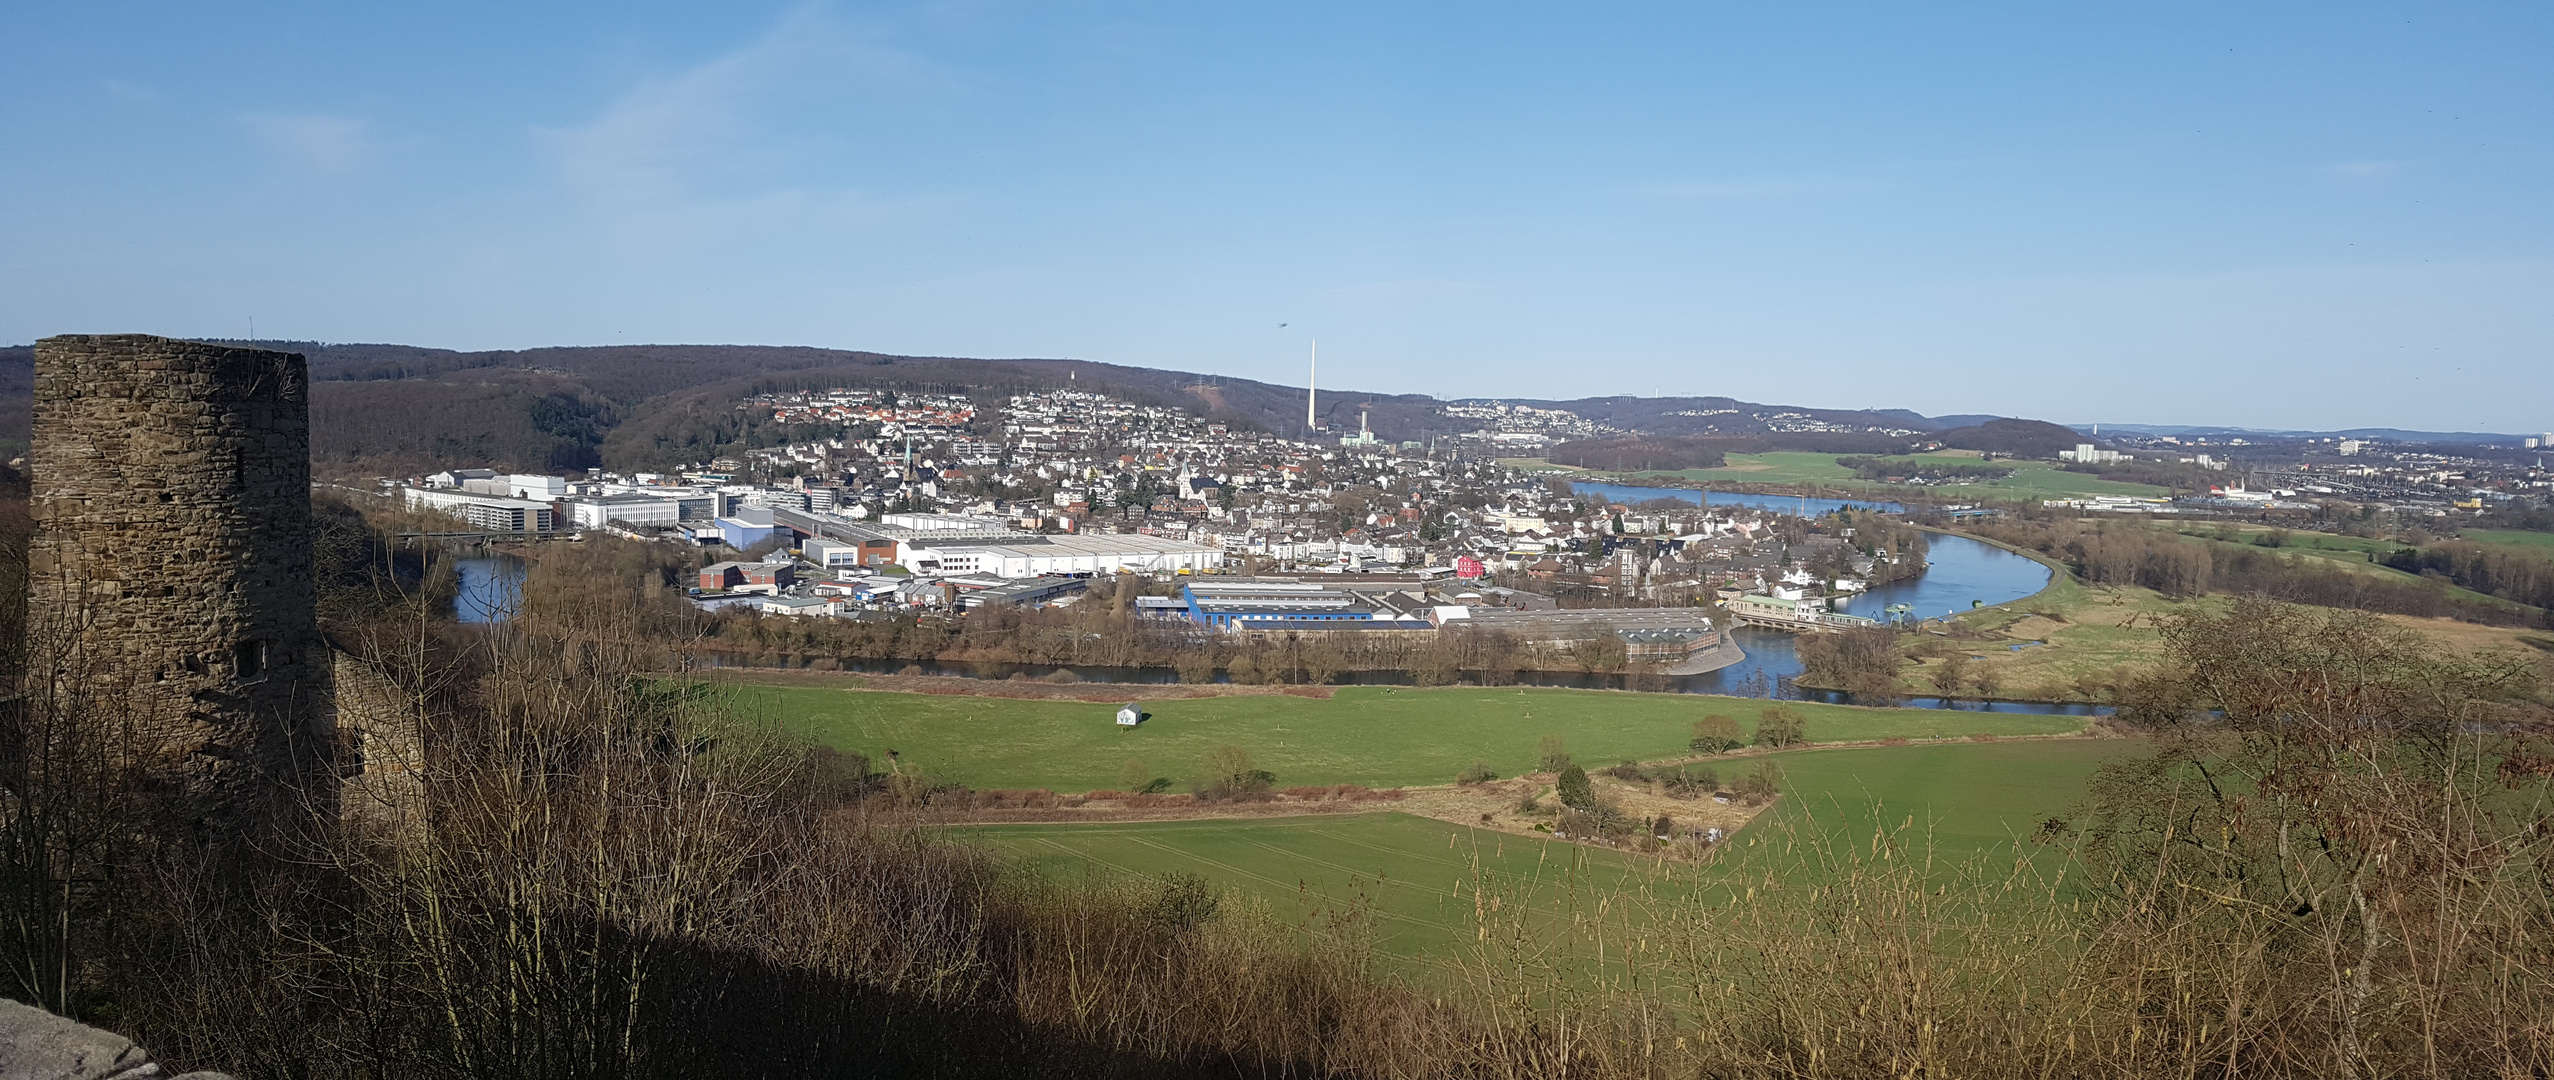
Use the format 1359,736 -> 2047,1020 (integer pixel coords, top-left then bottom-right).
1115,702 -> 1142,727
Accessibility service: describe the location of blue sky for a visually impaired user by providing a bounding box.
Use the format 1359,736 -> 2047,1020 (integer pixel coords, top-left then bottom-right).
4,2 -> 2548,431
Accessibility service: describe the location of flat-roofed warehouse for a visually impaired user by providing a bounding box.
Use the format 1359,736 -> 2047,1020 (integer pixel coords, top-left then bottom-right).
902,533 -> 1225,578
1178,579 -> 1435,631
765,507 -> 1221,578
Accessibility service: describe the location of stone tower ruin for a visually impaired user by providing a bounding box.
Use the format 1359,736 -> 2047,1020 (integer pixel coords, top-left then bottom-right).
28,334 -> 335,837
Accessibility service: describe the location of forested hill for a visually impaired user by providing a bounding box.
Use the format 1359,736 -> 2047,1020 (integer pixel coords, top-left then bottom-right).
0,340 -> 1996,476
0,341 -> 1452,475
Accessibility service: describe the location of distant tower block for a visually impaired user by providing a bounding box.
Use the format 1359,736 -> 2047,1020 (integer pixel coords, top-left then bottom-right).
29,334 -> 335,836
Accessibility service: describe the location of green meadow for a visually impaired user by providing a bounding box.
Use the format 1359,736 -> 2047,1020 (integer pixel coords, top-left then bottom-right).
963,739 -> 2136,959
1740,739 -> 2138,856
1960,460 -> 2167,498
740,682 -> 2088,792
969,813 -> 1645,958
2462,529 -> 2554,556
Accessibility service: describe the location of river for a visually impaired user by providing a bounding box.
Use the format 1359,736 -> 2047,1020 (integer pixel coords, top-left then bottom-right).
453,555 -> 527,624
1560,481 -> 2070,709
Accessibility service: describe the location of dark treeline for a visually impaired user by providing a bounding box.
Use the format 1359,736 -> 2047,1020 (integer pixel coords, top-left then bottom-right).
1794,626 -> 1904,701
309,378 -> 621,475
2055,458 -> 2231,492
1694,431 -> 1917,455
2385,541 -> 2554,612
1932,417 -> 2083,457
1548,436 -> 1728,471
1960,517 -> 2548,626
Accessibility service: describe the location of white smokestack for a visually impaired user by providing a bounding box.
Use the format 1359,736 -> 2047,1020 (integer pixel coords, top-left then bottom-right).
1306,338 -> 1317,432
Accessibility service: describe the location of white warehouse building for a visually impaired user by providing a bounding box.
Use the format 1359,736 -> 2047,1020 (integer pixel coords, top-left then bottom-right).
403,486 -> 559,532
901,534 -> 1224,578
568,494 -> 684,529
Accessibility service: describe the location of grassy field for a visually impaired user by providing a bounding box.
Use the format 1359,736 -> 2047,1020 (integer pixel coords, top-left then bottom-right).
2462,529 -> 2554,555
968,813 -> 1654,958
742,683 -> 2089,793
1744,739 -> 2138,857
1967,460 -> 2168,498
2166,523 -> 2401,558
963,739 -> 2137,960
1675,452 -> 1862,484
1911,570 -> 2188,702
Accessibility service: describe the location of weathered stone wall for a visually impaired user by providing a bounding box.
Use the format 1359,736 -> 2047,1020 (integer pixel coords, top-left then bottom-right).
29,334 -> 335,837
333,650 -> 422,830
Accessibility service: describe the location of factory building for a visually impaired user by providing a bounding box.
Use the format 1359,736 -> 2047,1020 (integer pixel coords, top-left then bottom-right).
402,486 -> 559,532
901,533 -> 1224,577
568,493 -> 685,529
1178,578 -> 1434,631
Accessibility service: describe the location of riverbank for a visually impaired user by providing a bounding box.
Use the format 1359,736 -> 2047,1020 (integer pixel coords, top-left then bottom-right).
1918,524 -> 2072,614
1783,525 -> 2156,705
1661,635 -> 1746,675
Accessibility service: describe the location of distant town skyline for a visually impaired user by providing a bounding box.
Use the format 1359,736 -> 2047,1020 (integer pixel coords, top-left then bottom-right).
4,1 -> 2548,432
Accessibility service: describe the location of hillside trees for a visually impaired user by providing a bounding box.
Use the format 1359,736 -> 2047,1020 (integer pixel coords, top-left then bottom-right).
1195,745 -> 1273,801
2070,598 -> 2554,1073
1554,764 -> 1595,811
1547,436 -> 1727,472
1795,626 -> 1907,700
2384,540 -> 2554,611
1754,706 -> 1808,748
1962,517 -> 2542,624
1538,735 -> 1571,773
1689,715 -> 1744,754
1934,418 -> 2084,458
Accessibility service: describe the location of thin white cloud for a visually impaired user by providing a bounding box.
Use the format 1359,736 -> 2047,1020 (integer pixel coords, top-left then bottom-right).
535,5 -> 947,231
240,113 -> 374,172
2327,160 -> 2407,179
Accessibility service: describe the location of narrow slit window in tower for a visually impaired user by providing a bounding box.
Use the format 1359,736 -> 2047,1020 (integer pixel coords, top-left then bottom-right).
234,640 -> 269,683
